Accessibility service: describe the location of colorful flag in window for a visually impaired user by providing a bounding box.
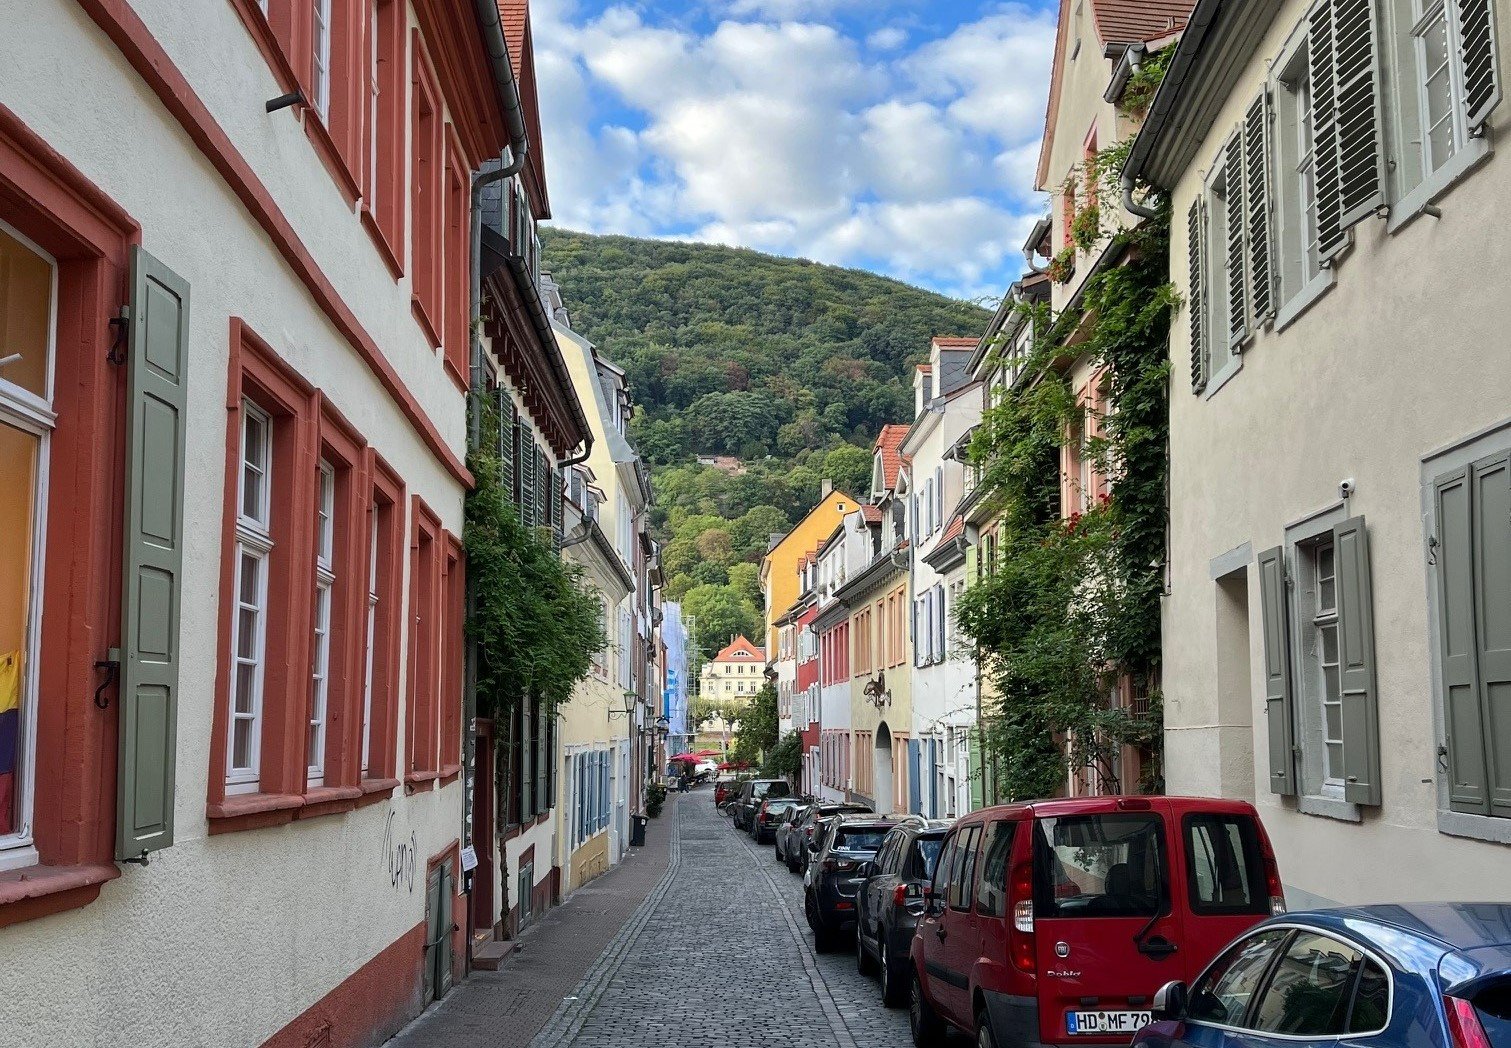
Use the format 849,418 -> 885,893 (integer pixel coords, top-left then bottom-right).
0,650 -> 20,836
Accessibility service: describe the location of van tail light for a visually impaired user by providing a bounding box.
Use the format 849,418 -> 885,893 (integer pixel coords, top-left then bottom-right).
895,883 -> 923,907
1008,859 -> 1035,974
1445,995 -> 1493,1048
1260,836 -> 1286,914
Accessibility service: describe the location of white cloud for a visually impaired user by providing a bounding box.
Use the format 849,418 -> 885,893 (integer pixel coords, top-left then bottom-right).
532,0 -> 1057,296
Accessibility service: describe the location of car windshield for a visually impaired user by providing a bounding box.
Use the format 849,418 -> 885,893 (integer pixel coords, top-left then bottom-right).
834,828 -> 888,852
753,781 -> 790,800
915,838 -> 945,878
1033,813 -> 1167,918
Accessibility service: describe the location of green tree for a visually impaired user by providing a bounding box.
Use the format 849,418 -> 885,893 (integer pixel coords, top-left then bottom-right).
727,562 -> 762,608
821,443 -> 873,497
734,683 -> 779,766
731,504 -> 790,559
680,583 -> 762,661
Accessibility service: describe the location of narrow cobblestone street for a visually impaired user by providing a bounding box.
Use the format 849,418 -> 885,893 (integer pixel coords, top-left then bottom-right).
529,790 -> 917,1047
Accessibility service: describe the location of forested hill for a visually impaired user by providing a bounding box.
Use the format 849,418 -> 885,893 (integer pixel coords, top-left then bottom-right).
541,227 -> 990,658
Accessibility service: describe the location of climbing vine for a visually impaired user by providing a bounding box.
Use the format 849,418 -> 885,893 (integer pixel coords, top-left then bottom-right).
464,404 -> 604,723
957,211 -> 1174,801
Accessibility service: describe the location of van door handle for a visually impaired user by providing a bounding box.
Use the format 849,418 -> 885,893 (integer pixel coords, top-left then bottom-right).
1136,935 -> 1177,959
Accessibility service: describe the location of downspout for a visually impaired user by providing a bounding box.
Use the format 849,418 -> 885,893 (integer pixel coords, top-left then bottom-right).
1118,43 -> 1163,221
1023,247 -> 1049,275
464,0 -> 530,976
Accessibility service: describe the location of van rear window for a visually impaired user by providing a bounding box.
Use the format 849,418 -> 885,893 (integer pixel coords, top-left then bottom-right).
1474,983 -> 1511,1048
1032,813 -> 1166,919
1184,813 -> 1269,916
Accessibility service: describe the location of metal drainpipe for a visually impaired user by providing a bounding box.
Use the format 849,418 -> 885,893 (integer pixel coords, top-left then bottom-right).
463,0 -> 530,976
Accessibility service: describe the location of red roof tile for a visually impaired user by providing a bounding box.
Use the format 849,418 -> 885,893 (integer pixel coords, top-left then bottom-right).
860,504 -> 882,523
937,516 -> 965,545
932,336 -> 978,348
712,635 -> 765,663
874,424 -> 911,490
498,0 -> 527,69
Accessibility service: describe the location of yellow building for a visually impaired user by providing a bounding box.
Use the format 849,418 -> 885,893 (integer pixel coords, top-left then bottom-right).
760,487 -> 857,655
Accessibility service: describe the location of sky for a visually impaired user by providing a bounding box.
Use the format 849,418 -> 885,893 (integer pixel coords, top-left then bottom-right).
531,0 -> 1059,303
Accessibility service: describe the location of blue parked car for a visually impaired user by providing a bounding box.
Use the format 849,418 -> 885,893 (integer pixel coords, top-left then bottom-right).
1134,904 -> 1510,1048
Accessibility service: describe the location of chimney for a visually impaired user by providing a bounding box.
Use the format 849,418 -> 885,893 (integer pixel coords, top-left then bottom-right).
820,479 -> 833,498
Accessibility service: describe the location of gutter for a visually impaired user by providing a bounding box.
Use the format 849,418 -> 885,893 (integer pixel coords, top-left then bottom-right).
1120,0 -> 1223,195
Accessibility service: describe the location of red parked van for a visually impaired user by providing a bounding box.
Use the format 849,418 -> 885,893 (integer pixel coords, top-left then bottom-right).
907,796 -> 1283,1048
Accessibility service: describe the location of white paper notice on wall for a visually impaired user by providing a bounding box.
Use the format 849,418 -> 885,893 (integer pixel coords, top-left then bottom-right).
459,846 -> 478,873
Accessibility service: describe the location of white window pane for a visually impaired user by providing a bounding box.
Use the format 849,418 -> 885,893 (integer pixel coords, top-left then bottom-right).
232,719 -> 255,770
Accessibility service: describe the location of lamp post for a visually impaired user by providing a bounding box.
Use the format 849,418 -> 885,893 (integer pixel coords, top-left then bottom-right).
653,716 -> 670,783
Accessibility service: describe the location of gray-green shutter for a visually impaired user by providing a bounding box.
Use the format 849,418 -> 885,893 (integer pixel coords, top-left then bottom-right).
1333,516 -> 1381,805
519,424 -> 536,529
535,447 -> 549,534
117,246 -> 189,861
1244,91 -> 1274,323
544,706 -> 556,814
1471,453 -> 1511,816
1308,0 -> 1347,261
1223,131 -> 1248,348
551,465 -> 564,552
1187,198 -> 1207,393
1455,0 -> 1501,129
495,388 -> 516,497
534,696 -> 548,815
1436,466 -> 1489,813
521,696 -> 533,818
1333,0 -> 1386,228
1258,546 -> 1298,795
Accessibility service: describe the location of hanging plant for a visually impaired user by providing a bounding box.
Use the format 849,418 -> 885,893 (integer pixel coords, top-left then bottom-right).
1047,246 -> 1077,284
1071,204 -> 1102,253
465,404 -> 605,722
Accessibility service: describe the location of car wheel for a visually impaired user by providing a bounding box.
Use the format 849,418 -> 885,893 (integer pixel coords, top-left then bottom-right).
910,970 -> 946,1047
880,943 -> 906,1008
855,923 -> 877,976
976,1008 -> 999,1048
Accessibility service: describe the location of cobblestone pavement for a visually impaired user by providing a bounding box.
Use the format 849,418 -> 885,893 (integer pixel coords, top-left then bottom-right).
530,791 -> 942,1048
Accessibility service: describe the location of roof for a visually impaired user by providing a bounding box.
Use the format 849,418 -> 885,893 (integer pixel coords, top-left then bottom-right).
931,337 -> 978,348
874,424 -> 910,489
915,364 -> 932,373
711,635 -> 765,663
499,0 -> 527,68
1035,0 -> 1194,189
859,504 -> 882,523
937,516 -> 964,545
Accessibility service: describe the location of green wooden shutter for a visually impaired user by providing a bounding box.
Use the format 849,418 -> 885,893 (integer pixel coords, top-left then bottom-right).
1333,516 -> 1381,805
521,694 -> 534,818
496,388 -> 516,497
1186,198 -> 1207,393
1471,453 -> 1511,816
534,696 -> 548,815
968,728 -> 984,812
551,465 -> 564,552
1223,131 -> 1248,348
1455,0 -> 1502,130
519,425 -> 536,529
1257,546 -> 1298,795
1243,92 -> 1274,324
535,447 -> 549,534
1434,466 -> 1489,813
1308,0 -> 1347,261
1333,0 -> 1386,228
117,246 -> 190,862
544,705 -> 556,814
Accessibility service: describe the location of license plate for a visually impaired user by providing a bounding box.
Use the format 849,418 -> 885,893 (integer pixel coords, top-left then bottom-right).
1067,1011 -> 1152,1035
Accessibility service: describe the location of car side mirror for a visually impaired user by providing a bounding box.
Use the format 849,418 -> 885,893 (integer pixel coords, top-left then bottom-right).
1151,980 -> 1188,1022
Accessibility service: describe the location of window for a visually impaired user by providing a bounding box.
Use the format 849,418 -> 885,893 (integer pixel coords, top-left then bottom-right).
1032,813 -> 1167,918
1272,37 -> 1327,316
407,500 -> 442,780
1300,536 -> 1344,789
311,0 -> 333,119
308,460 -> 335,785
0,220 -> 54,868
364,0 -> 406,266
1250,932 -> 1366,1036
1434,452 -> 1511,818
930,831 -> 958,897
1188,929 -> 1292,1026
361,511 -> 378,774
229,401 -> 273,794
409,38 -> 443,344
974,822 -> 1015,916
362,458 -> 404,783
1184,813 -> 1269,915
947,825 -> 980,910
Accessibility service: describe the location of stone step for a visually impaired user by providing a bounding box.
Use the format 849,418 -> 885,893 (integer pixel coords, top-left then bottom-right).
472,938 -> 515,971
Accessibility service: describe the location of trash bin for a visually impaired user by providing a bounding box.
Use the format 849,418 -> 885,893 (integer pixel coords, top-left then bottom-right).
630,815 -> 648,847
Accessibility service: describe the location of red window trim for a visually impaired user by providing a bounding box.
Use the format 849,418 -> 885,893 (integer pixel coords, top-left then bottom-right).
405,496 -> 443,789
361,0 -> 407,279
360,449 -> 405,801
409,32 -> 444,350
0,103 -> 138,927
441,130 -> 469,393
439,533 -> 464,780
210,321 -> 393,833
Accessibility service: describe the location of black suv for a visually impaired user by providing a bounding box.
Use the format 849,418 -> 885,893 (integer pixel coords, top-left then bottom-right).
750,796 -> 803,843
785,802 -> 871,874
731,778 -> 790,831
803,814 -> 896,952
853,817 -> 952,1006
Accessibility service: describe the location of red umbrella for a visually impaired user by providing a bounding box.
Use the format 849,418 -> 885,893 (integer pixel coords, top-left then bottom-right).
668,753 -> 702,764
692,749 -> 721,757
717,760 -> 752,771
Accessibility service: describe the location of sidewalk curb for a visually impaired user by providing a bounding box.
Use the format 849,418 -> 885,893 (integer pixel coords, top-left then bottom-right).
526,796 -> 685,1047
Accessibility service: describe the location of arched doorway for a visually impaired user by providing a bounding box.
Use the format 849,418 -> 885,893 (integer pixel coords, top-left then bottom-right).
874,724 -> 894,816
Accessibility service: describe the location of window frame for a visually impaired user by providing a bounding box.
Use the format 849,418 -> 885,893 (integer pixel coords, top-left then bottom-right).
408,33 -> 444,347
0,218 -> 58,871
406,496 -> 443,785
1200,145 -> 1243,394
1270,26 -> 1338,332
308,459 -> 335,786
228,400 -> 275,795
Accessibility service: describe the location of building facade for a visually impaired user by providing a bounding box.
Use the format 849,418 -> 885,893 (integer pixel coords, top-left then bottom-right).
1128,0 -> 1511,905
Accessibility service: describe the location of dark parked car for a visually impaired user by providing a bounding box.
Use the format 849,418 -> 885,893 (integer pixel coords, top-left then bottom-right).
774,803 -> 813,864
804,814 -> 897,952
731,779 -> 790,831
1132,903 -> 1511,1048
751,796 -> 803,843
854,817 -> 951,1007
786,802 -> 873,874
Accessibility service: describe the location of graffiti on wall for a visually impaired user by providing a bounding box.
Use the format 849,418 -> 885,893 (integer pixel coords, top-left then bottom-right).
382,807 -> 418,893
